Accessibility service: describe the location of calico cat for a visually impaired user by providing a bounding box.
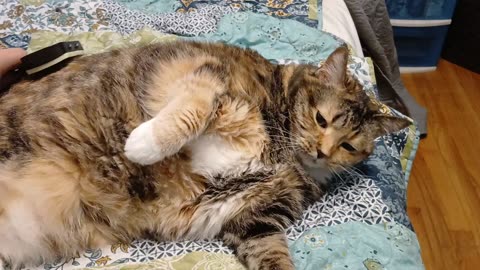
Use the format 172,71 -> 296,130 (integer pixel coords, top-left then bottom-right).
0,41 -> 409,270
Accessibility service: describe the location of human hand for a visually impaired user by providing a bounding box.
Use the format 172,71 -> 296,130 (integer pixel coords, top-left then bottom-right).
0,48 -> 26,76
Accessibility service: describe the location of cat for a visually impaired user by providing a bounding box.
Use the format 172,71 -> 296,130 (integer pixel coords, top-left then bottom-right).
0,41 -> 410,270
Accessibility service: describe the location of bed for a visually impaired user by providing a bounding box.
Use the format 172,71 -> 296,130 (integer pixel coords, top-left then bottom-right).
0,0 -> 424,269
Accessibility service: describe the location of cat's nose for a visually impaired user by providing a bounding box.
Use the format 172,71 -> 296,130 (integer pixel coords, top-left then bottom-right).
317,149 -> 327,159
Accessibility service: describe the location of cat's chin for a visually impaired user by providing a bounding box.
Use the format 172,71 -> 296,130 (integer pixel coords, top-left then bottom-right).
297,152 -> 333,185
302,165 -> 332,185
298,153 -> 357,185
296,151 -> 328,169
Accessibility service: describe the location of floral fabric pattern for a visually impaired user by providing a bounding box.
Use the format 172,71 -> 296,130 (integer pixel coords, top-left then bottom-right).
361,133 -> 415,229
195,11 -> 344,64
115,0 -> 320,27
0,0 -> 112,48
290,222 -> 424,270
27,29 -> 178,54
179,0 -> 317,26
26,223 -> 424,270
103,0 -> 236,36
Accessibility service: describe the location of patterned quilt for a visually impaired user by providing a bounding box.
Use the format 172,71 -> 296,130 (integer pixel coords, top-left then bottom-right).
0,1 -> 424,269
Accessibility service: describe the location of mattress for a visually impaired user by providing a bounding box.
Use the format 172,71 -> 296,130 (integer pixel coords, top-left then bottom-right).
0,1 -> 423,269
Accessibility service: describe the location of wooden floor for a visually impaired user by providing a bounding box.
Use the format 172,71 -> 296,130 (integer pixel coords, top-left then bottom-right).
402,60 -> 480,270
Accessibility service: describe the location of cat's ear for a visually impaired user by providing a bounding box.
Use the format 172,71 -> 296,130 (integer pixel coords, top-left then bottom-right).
317,46 -> 349,86
372,114 -> 412,137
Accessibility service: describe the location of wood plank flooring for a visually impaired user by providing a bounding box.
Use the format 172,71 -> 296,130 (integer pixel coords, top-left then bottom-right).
402,60 -> 480,270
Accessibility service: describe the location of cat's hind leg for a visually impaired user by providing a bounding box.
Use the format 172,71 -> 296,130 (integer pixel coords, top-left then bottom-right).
125,71 -> 225,165
211,167 -> 314,270
223,232 -> 294,270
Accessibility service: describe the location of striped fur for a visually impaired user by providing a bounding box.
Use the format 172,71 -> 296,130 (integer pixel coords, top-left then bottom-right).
0,41 -> 409,269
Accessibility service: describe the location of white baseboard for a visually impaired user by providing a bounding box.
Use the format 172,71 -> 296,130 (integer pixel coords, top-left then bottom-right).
400,66 -> 437,73
391,19 -> 451,27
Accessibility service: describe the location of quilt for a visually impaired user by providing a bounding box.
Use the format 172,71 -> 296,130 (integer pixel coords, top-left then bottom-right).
0,1 -> 423,269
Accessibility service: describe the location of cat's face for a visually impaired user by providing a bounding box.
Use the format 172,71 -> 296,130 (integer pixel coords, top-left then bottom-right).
289,47 -> 410,171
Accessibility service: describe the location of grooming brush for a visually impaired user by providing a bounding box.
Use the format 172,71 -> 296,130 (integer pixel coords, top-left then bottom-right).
0,41 -> 84,94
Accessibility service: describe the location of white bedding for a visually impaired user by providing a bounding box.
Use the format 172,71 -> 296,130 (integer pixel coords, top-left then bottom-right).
322,0 -> 364,57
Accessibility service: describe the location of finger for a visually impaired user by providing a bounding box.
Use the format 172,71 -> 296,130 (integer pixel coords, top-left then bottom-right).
0,48 -> 27,76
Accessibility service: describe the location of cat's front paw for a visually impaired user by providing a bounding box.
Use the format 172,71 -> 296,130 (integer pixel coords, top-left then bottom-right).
124,120 -> 165,165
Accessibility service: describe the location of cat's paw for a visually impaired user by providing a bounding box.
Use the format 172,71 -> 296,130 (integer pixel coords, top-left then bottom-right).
124,120 -> 164,165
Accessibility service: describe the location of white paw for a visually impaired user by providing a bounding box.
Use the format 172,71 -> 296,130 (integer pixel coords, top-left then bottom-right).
124,120 -> 164,165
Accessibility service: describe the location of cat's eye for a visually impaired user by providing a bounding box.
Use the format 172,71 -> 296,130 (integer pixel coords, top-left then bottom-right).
316,111 -> 327,128
341,142 -> 356,152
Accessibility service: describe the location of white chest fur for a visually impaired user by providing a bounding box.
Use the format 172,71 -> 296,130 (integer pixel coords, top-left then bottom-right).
187,134 -> 259,177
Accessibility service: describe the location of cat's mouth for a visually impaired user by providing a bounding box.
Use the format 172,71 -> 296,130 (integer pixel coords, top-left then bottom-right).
297,151 -> 328,169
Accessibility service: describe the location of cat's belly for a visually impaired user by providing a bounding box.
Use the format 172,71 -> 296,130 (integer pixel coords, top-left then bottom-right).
187,134 -> 260,177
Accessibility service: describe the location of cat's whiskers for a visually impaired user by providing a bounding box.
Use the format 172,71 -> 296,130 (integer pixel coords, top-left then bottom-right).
267,135 -> 300,146
337,164 -> 367,179
271,142 -> 301,152
347,165 -> 366,177
264,131 -> 302,152
328,167 -> 346,182
264,127 -> 297,139
263,124 -> 296,135
269,144 -> 300,154
335,165 -> 356,179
